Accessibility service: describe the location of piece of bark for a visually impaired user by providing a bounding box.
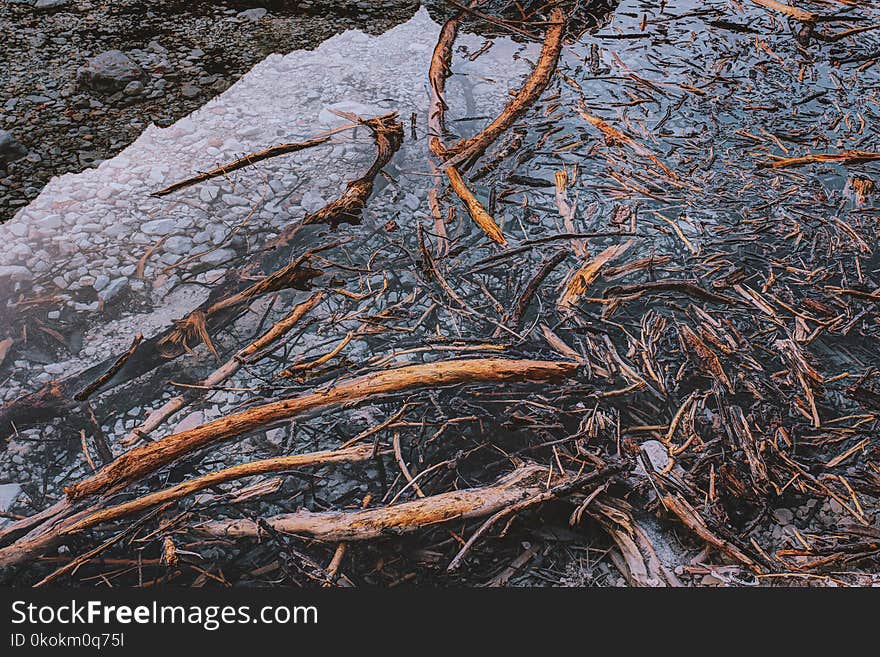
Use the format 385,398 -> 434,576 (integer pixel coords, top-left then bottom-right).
558,240 -> 634,310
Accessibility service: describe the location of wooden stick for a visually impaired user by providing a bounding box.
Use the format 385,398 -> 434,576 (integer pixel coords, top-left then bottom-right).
750,0 -> 816,23
442,7 -> 566,169
446,165 -> 506,245
152,136 -> 331,197
759,150 -> 880,170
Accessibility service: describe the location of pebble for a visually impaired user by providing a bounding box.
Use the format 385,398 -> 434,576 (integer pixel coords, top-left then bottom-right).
99,277 -> 129,303
772,508 -> 794,525
141,218 -> 177,235
0,130 -> 28,164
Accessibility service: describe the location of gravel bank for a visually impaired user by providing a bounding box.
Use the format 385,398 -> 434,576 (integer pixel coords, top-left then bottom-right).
0,0 -> 421,221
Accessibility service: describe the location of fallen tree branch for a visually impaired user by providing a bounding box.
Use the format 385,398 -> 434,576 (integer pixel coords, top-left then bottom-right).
759,150 -> 880,169
303,113 -> 404,228
0,114 -> 404,439
64,445 -> 376,535
447,461 -> 627,571
441,7 -> 567,170
65,358 -> 579,501
152,136 -> 331,197
198,463 -> 550,542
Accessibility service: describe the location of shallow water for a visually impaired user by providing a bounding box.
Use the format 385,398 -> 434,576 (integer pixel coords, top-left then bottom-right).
2,1 -> 880,584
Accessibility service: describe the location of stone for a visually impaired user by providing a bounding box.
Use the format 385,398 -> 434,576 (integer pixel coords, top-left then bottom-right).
0,483 -> 21,511
141,218 -> 177,235
34,0 -> 70,10
265,427 -> 286,446
300,190 -> 326,213
772,508 -> 794,525
164,235 -> 193,255
0,130 -> 28,165
200,248 -> 237,265
173,411 -> 204,433
635,440 -> 670,476
77,50 -> 146,93
123,80 -> 145,96
99,277 -> 128,303
0,265 -> 32,282
92,274 -> 110,291
237,8 -> 268,21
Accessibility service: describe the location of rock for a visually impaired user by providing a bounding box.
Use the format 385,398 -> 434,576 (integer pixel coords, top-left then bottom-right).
99,277 -> 128,303
77,50 -> 146,93
164,235 -> 193,255
34,0 -> 70,10
173,411 -> 204,433
300,190 -> 326,213
0,265 -> 32,283
123,80 -> 145,96
265,427 -> 286,446
92,274 -> 110,291
403,193 -> 420,211
198,185 -> 219,203
0,130 -> 28,165
200,248 -> 237,265
141,218 -> 177,235
0,483 -> 21,511
634,440 -> 670,476
237,8 -> 268,21
772,508 -> 794,525
180,83 -> 200,98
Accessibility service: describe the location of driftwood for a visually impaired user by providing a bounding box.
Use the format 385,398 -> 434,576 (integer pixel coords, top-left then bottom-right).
303,113 -> 404,228
152,135 -> 331,197
428,7 -> 566,245
121,291 -> 324,446
441,7 -> 567,169
199,463 -> 550,542
0,446 -> 376,569
65,358 -> 578,501
760,150 -> 880,169
558,240 -> 634,310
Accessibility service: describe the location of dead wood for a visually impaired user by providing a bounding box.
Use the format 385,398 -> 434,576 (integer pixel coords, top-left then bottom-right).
445,165 -> 506,245
152,136 -> 331,197
122,291 -> 324,446
0,115 -> 403,440
441,7 -> 566,170
303,113 -> 404,228
198,463 -> 550,542
63,445 -> 376,536
558,240 -> 634,310
65,358 -> 578,501
760,150 -> 880,169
